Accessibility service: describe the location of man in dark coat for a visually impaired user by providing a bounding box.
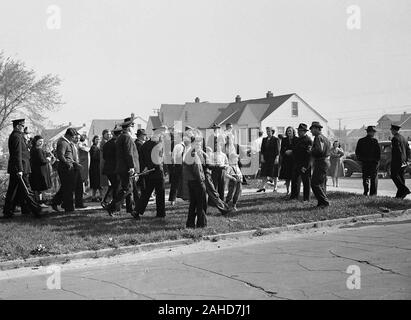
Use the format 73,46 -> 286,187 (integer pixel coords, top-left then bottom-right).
310,122 -> 331,208
390,124 -> 411,199
290,123 -> 313,201
355,126 -> 381,196
257,127 -> 280,192
135,126 -> 167,218
101,125 -> 122,210
134,129 -> 147,204
3,119 -> 39,218
51,128 -> 77,213
105,117 -> 140,217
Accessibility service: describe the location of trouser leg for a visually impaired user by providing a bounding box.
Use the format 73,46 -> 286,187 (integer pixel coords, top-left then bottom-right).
205,171 -> 229,214
225,180 -> 235,204
58,167 -> 75,211
311,161 -> 329,206
3,174 -> 19,216
135,178 -> 156,215
169,165 -> 182,202
109,172 -> 131,211
232,182 -> 241,205
302,170 -> 311,201
186,181 -> 197,228
74,169 -> 84,206
154,178 -> 166,217
362,165 -> 370,196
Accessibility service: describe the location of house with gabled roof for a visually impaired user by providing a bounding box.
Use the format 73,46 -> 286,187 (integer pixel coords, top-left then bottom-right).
42,122 -> 87,144
376,112 -> 411,141
157,91 -> 329,146
88,114 -> 147,141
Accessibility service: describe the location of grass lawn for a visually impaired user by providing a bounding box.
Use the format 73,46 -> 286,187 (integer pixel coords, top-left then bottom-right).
0,191 -> 410,262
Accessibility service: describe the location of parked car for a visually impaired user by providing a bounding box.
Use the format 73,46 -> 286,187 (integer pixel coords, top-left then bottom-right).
343,141 -> 411,178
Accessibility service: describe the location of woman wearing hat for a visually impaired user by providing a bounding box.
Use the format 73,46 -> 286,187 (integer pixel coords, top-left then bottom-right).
279,126 -> 297,195
329,141 -> 345,187
29,135 -> 52,207
89,135 -> 102,201
257,127 -> 280,192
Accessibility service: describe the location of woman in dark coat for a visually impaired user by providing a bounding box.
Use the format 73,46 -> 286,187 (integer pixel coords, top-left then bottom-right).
30,135 -> 52,206
279,126 -> 297,195
257,127 -> 280,192
89,135 -> 102,201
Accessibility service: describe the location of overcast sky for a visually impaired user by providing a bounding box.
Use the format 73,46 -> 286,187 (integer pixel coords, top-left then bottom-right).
1,0 -> 411,129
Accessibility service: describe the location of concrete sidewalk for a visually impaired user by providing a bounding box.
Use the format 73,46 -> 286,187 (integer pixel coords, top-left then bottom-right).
1,214 -> 410,299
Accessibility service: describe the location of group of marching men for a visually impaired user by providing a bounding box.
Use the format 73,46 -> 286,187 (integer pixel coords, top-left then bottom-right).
2,116 -> 410,227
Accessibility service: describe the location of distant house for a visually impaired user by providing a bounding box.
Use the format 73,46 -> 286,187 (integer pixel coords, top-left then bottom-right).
376,112 -> 411,141
146,115 -> 162,136
88,115 -> 147,141
42,123 -> 86,145
157,92 -> 329,144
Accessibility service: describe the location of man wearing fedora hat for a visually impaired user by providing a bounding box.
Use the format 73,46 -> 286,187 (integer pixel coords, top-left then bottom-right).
309,121 -> 331,208
290,123 -> 313,201
390,124 -> 411,199
3,118 -> 39,218
101,125 -> 123,210
355,126 -> 381,196
51,127 -> 78,213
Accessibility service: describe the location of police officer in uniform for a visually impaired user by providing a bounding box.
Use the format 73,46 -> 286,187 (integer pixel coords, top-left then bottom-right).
290,123 -> 313,201
355,126 -> 381,196
390,124 -> 411,199
105,116 -> 140,217
309,121 -> 331,208
3,119 -> 39,218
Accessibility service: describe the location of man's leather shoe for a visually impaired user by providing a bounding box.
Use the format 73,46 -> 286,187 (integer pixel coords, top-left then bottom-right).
130,211 -> 140,220
75,204 -> 88,209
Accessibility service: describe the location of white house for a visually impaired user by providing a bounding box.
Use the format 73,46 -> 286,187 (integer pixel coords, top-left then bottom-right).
88,114 -> 147,141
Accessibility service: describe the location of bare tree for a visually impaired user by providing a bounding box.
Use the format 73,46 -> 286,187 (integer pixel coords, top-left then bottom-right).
0,52 -> 63,134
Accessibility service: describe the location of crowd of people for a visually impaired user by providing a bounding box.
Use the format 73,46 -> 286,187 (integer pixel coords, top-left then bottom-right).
2,116 -> 410,227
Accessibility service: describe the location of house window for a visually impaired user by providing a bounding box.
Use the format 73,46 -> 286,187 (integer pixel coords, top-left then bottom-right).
137,124 -> 142,129
277,127 -> 285,135
184,111 -> 188,122
291,102 -> 298,117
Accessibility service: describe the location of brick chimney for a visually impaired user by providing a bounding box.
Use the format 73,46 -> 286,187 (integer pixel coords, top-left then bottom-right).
195,97 -> 200,103
235,95 -> 241,103
266,91 -> 273,98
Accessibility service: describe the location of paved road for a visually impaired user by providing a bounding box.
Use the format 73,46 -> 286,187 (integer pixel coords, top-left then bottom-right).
1,216 -> 410,300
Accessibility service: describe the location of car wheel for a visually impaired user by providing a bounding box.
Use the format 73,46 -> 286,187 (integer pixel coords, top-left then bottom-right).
344,167 -> 353,177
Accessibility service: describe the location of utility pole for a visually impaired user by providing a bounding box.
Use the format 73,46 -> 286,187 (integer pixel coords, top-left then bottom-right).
338,118 -> 342,139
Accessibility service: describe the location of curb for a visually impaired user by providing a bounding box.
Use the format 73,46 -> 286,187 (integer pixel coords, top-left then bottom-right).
0,208 -> 409,271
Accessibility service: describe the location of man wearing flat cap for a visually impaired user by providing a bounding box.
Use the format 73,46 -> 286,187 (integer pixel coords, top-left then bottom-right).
355,126 -> 381,196
3,119 -> 37,218
309,121 -> 331,208
290,123 -> 313,201
134,125 -> 167,218
390,124 -> 411,199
